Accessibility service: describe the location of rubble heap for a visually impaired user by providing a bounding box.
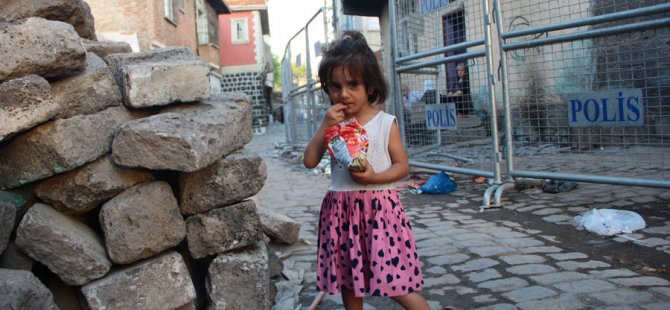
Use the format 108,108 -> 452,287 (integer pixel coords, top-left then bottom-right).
0,1 -> 300,309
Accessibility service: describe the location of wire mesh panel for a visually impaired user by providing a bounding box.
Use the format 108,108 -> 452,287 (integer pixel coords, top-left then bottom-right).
394,0 -> 497,176
280,7 -> 332,144
497,0 -> 670,187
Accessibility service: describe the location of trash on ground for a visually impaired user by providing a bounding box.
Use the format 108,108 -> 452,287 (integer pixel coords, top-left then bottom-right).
409,171 -> 457,195
574,208 -> 646,236
543,179 -> 578,193
473,176 -> 487,184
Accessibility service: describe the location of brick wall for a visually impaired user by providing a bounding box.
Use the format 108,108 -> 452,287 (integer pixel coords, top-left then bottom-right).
221,70 -> 269,128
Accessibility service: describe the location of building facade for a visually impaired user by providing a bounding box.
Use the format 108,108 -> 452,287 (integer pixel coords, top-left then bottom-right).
87,0 -> 230,94
218,0 -> 272,132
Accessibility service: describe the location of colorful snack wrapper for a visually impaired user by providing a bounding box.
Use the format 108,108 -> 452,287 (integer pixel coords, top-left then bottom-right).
325,118 -> 369,171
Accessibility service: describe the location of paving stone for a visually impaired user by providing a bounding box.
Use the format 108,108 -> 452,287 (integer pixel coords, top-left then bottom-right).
477,277 -> 528,292
542,214 -> 575,223
638,237 -> 670,247
530,272 -> 591,285
489,231 -> 527,239
516,293 -> 583,310
499,254 -> 545,265
588,269 -> 640,278
472,294 -> 498,303
553,279 -> 617,293
467,268 -> 502,283
452,258 -> 499,272
532,208 -> 562,215
610,276 -> 670,287
591,289 -> 655,305
501,285 -> 558,303
499,237 -> 546,248
467,246 -> 516,257
426,253 -> 470,265
455,286 -> 477,295
642,302 -> 670,310
423,274 -> 461,287
506,264 -> 557,275
520,246 -> 563,254
472,303 -> 517,310
424,266 -> 448,274
556,260 -> 611,271
548,252 -> 588,261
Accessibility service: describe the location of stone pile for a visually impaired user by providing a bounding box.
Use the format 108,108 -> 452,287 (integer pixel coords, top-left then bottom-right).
0,1 -> 301,309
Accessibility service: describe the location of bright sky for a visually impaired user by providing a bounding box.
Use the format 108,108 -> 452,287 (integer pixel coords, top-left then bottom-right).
267,0 -> 326,59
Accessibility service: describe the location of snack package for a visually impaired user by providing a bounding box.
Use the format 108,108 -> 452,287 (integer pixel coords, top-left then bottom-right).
325,118 -> 369,171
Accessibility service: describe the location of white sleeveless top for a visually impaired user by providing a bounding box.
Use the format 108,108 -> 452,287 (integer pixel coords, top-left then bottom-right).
329,111 -> 396,191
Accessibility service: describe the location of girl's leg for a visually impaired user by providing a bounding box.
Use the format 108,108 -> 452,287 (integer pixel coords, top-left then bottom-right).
341,288 -> 363,310
391,292 -> 431,310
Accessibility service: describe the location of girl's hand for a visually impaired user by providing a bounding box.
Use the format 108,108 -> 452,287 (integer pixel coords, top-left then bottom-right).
349,162 -> 375,184
323,103 -> 347,127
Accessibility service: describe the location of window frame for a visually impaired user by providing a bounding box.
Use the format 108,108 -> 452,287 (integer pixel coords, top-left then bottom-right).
231,18 -> 249,44
164,0 -> 176,23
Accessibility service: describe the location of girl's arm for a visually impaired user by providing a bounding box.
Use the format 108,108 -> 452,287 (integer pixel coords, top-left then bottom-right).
303,104 -> 346,168
350,121 -> 409,184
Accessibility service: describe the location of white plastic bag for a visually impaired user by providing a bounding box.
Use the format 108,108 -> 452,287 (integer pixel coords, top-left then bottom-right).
574,208 -> 646,236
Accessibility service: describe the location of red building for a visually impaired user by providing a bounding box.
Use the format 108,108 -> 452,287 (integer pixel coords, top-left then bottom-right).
218,0 -> 273,132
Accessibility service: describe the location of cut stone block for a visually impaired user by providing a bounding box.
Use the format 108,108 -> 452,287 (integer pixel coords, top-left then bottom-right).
0,0 -> 97,40
82,39 -> 133,58
0,269 -> 58,310
81,251 -> 196,310
207,242 -> 271,310
34,155 -> 153,215
0,17 -> 86,82
112,97 -> 252,172
105,47 -> 209,108
179,148 -> 267,215
99,181 -> 185,264
50,52 -> 122,119
0,75 -> 58,142
0,202 -> 16,254
0,242 -> 34,271
185,200 -> 263,259
15,203 -> 111,286
257,206 -> 301,245
0,106 -> 145,189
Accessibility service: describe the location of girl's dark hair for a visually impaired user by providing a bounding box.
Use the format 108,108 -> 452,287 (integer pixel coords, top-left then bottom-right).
318,30 -> 388,105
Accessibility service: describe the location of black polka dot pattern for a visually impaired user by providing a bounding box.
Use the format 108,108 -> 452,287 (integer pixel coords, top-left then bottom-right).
315,190 -> 424,297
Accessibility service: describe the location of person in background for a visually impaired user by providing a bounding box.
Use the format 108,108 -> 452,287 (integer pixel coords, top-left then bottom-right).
402,84 -> 422,145
447,63 -> 472,115
303,30 -> 431,310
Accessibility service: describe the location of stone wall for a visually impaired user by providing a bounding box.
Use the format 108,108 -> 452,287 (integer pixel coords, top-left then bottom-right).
0,1 -> 299,309
221,70 -> 270,131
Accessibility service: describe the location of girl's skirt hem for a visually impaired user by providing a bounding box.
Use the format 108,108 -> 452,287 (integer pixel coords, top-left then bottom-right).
316,189 -> 424,298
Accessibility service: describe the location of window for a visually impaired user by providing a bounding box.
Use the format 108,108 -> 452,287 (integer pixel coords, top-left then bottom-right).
178,0 -> 184,11
164,0 -> 175,22
231,19 -> 249,44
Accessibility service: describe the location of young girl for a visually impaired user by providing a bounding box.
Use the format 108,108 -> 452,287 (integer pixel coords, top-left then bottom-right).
303,31 -> 431,310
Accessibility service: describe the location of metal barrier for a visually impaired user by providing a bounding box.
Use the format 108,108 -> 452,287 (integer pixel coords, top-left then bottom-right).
391,0 -> 670,208
280,1 -> 670,207
391,0 -> 503,192
492,0 -> 670,204
280,7 -> 333,145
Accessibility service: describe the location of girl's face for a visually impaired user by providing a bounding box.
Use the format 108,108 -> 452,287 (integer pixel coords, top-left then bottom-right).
327,65 -> 372,118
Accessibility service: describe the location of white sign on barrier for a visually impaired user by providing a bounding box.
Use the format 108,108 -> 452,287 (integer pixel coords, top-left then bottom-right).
426,103 -> 458,130
567,89 -> 644,127
420,0 -> 450,16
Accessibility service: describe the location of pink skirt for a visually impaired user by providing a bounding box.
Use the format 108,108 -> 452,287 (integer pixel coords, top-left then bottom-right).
316,189 -> 423,297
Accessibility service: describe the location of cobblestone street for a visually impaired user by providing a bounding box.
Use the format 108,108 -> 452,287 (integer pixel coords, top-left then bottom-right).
249,123 -> 670,310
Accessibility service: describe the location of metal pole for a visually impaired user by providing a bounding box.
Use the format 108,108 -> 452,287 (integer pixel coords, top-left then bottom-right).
493,0 -> 514,182
305,23 -> 315,138
481,0 -> 502,185
389,0 -> 406,144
